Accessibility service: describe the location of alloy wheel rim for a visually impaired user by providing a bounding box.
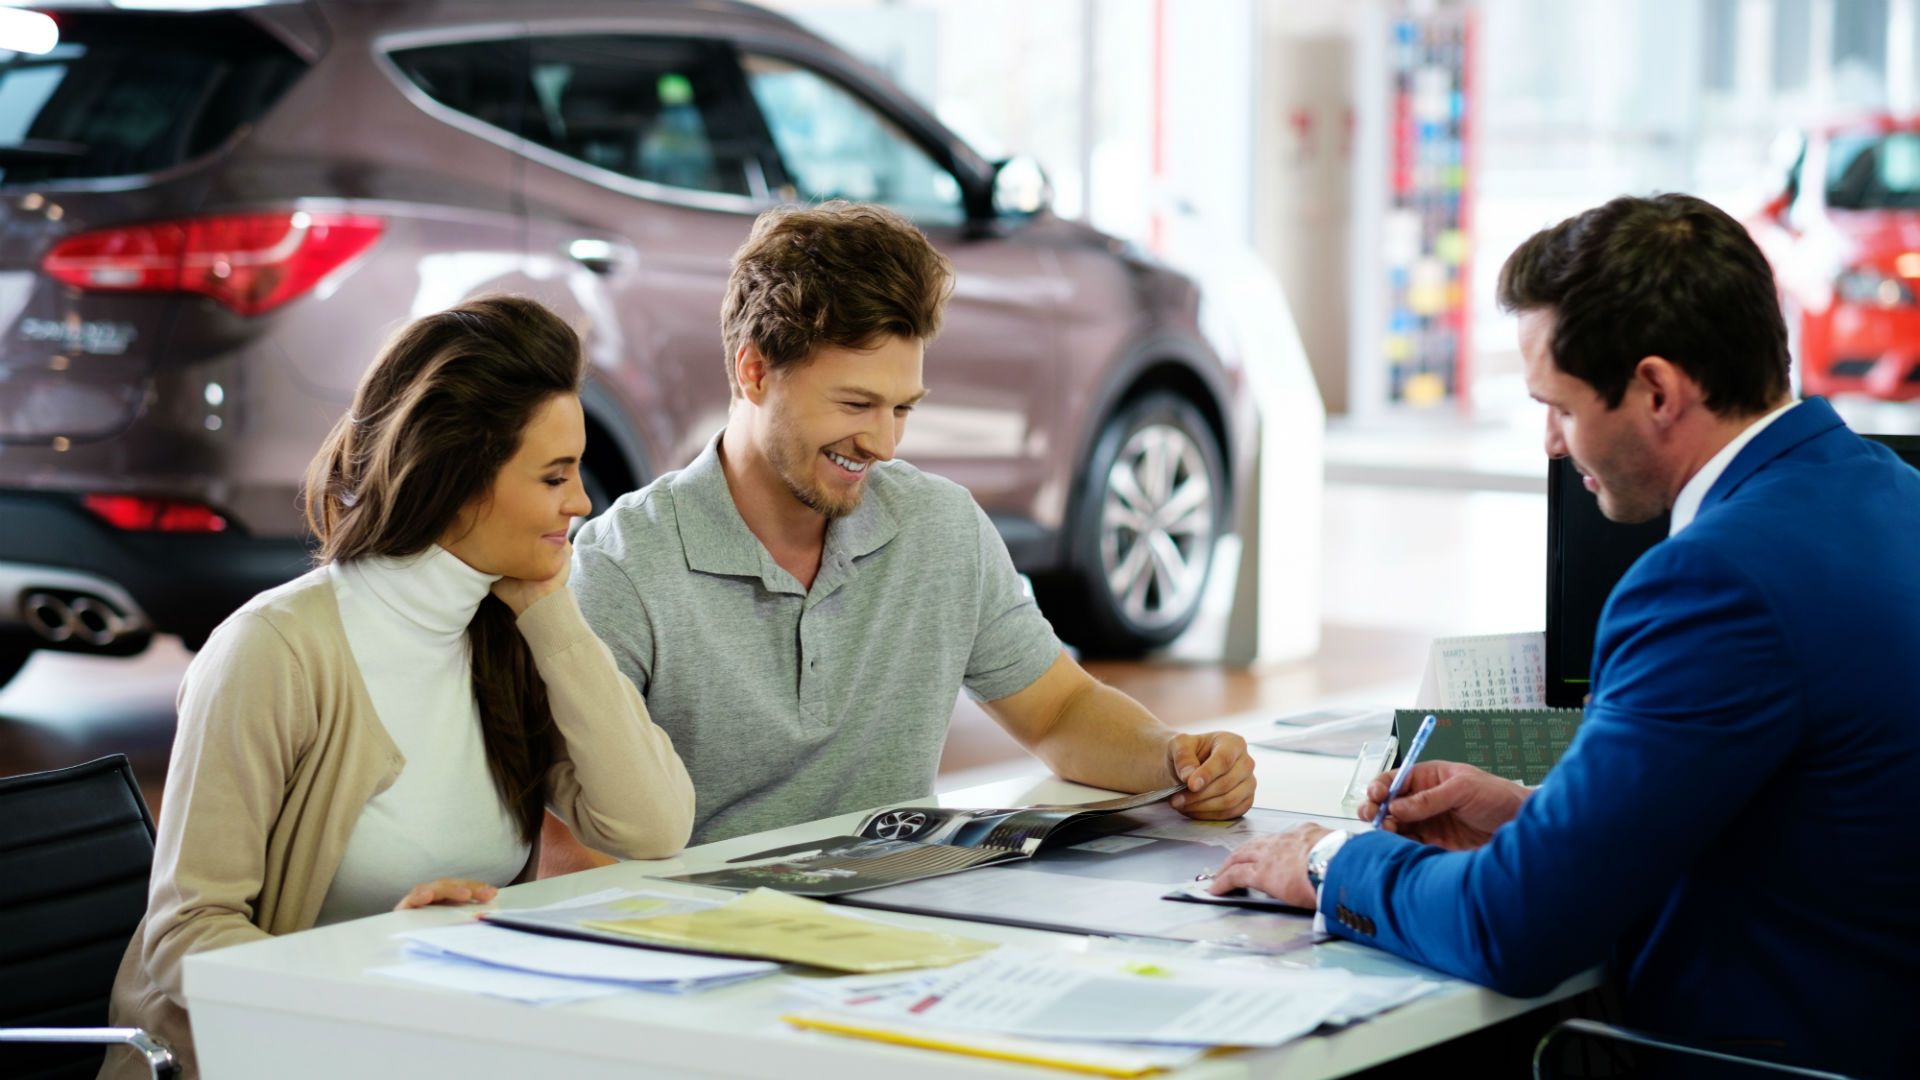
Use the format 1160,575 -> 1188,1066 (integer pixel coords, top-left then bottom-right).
1098,423 -> 1214,630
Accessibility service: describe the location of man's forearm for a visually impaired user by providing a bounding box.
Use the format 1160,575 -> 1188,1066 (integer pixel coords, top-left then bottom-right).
1029,678 -> 1180,793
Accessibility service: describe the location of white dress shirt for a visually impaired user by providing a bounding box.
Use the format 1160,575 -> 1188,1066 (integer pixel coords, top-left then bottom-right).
315,545 -> 530,925
1668,400 -> 1799,536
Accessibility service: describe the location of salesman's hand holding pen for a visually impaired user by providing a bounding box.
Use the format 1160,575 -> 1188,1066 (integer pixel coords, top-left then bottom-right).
1360,761 -> 1532,851
1204,739 -> 1536,907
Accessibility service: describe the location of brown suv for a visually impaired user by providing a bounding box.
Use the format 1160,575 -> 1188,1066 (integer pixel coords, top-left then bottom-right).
0,0 -> 1253,688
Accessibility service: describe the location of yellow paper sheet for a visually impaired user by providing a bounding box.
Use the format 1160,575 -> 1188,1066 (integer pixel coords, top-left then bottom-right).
581,888 -> 997,973
782,1012 -> 1195,1076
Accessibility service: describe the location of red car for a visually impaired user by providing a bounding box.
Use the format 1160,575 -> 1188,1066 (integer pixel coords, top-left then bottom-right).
1751,116 -> 1920,400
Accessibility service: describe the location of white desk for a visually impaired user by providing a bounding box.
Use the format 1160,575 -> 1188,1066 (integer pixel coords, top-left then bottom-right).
186,743 -> 1596,1079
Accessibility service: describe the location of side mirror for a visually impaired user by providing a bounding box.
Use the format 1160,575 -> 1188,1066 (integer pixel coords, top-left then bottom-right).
991,155 -> 1053,219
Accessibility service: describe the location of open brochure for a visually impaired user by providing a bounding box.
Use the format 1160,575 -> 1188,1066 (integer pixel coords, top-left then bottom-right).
660,786 -> 1185,897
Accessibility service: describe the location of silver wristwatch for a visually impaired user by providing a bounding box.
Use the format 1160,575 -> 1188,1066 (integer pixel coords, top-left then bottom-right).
1305,829 -> 1351,891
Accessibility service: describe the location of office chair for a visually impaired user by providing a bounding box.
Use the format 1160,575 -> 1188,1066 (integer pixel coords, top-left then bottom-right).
1534,1019 -> 1860,1080
0,755 -> 179,1079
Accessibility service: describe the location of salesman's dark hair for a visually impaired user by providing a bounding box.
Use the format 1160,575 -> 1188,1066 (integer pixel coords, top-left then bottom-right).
1497,193 -> 1790,416
304,295 -> 582,845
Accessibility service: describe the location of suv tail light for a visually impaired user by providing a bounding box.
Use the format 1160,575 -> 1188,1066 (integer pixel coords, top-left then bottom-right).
83,494 -> 228,533
42,212 -> 384,316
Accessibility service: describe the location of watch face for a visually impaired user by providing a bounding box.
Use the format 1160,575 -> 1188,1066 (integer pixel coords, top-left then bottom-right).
1307,830 -> 1349,888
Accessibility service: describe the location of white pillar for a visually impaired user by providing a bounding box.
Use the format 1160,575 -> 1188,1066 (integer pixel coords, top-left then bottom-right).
1810,0 -> 1837,109
1736,0 -> 1776,113
1079,0 -> 1098,223
1890,0 -> 1917,114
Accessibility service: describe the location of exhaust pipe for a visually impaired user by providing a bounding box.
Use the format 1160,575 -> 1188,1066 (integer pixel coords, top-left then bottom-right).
22,590 -> 135,647
24,592 -> 74,643
68,596 -> 129,647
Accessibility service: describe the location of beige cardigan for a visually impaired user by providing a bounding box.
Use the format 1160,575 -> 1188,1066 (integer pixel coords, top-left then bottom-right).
101,568 -> 694,1080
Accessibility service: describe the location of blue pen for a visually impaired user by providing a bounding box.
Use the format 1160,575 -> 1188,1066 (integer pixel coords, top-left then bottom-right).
1374,713 -> 1438,829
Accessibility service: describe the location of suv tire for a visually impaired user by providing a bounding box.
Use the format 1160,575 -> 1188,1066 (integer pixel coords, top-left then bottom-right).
1042,391 -> 1225,657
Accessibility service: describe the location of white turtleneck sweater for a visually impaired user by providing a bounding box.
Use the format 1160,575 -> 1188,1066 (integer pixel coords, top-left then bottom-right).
314,544 -> 531,925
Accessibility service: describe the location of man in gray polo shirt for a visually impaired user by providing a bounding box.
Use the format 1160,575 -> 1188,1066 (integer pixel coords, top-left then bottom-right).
573,202 -> 1255,845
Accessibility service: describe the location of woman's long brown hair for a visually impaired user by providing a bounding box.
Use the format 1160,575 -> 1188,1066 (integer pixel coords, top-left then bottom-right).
303,295 -> 583,844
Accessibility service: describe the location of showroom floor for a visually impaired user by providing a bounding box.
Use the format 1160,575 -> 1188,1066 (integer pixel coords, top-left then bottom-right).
0,411 -> 1550,818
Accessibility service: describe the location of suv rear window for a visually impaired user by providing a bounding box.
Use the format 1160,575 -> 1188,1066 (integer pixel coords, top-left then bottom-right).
0,11 -> 306,186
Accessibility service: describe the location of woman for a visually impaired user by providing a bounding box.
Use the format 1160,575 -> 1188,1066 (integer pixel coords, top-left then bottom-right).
102,296 -> 694,1080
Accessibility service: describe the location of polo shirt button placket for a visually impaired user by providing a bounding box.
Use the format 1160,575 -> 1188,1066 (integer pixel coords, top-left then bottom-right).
797,608 -> 827,718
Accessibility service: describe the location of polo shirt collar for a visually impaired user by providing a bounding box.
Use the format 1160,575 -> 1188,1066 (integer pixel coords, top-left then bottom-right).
670,432 -> 900,591
670,435 -> 771,580
825,476 -> 899,563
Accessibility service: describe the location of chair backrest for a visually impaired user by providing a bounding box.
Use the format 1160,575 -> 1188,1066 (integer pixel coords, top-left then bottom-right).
0,755 -> 157,1080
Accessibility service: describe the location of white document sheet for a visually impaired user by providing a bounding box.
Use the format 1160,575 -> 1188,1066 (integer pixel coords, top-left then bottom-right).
401,921 -> 779,987
369,956 -> 629,1006
796,949 -> 1437,1048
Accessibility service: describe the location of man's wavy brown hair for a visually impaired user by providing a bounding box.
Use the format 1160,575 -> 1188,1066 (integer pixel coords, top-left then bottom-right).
720,201 -> 954,395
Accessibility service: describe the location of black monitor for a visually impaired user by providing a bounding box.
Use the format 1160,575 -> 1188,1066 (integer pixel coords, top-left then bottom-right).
1544,432 -> 1920,708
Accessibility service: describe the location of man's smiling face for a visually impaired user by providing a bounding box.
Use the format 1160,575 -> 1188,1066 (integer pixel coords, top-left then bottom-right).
759,334 -> 927,519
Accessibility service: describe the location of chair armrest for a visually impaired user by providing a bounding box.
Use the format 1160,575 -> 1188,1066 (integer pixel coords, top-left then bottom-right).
1534,1019 -> 1857,1080
0,1026 -> 180,1080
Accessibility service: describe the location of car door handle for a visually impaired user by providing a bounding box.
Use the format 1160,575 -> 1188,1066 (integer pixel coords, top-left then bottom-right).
566,238 -> 629,275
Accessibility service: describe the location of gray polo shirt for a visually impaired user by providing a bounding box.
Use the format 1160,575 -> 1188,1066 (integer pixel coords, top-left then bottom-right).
572,436 -> 1061,845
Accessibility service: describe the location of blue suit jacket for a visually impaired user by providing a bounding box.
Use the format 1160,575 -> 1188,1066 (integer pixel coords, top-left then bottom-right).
1324,397 -> 1919,1077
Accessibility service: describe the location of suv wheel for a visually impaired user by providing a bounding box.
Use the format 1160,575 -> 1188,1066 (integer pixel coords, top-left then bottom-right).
1043,391 -> 1225,656
0,638 -> 33,692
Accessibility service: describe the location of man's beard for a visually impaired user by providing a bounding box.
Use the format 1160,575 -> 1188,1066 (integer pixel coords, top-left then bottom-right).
1577,447 -> 1666,525
767,413 -> 864,519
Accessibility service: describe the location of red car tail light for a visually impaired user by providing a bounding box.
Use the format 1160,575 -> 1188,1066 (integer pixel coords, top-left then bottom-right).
42,212 -> 384,316
83,494 -> 228,533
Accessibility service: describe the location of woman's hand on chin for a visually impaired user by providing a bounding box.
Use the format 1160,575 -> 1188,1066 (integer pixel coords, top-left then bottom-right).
491,545 -> 572,617
393,877 -> 499,911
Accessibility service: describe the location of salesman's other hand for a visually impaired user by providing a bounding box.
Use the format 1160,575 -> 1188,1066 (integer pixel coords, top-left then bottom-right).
1359,760 -> 1528,850
394,877 -> 499,911
1166,730 -> 1256,820
1206,825 -> 1327,909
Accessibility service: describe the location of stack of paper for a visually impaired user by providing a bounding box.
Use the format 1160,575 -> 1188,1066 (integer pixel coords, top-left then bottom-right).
579,887 -> 998,973
403,922 -> 777,986
782,948 -> 1438,1074
368,889 -> 779,1004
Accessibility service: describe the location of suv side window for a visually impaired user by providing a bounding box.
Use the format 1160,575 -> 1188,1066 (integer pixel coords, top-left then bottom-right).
741,54 -> 964,226
525,36 -> 762,198
388,39 -> 524,135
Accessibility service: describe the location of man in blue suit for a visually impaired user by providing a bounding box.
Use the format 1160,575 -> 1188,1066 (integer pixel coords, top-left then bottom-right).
1210,194 -> 1919,1078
